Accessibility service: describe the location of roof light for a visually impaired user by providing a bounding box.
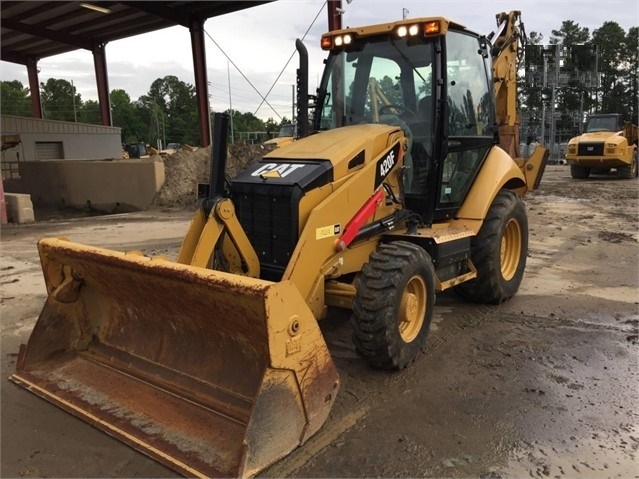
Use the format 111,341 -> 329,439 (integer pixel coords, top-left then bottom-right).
399,24 -> 423,38
79,2 -> 111,14
424,21 -> 440,35
321,33 -> 355,50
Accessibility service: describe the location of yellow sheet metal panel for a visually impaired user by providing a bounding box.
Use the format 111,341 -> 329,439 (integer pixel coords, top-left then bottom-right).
456,146 -> 526,221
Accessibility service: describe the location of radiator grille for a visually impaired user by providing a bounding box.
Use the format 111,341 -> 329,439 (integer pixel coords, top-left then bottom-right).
232,185 -> 300,281
577,142 -> 604,156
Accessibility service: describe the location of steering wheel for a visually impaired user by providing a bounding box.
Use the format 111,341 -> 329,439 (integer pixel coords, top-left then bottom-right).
379,104 -> 416,119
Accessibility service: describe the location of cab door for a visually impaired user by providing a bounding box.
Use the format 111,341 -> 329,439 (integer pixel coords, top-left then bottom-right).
435,30 -> 495,220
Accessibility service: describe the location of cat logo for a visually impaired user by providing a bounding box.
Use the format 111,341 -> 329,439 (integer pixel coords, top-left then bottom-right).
587,146 -> 594,151
251,163 -> 305,179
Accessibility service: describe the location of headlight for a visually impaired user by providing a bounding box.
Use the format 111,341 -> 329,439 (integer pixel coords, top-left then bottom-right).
323,33 -> 353,49
397,24 -> 421,38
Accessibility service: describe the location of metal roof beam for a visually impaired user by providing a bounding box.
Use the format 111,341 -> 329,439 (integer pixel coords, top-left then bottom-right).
0,49 -> 32,65
121,2 -> 192,28
2,18 -> 94,50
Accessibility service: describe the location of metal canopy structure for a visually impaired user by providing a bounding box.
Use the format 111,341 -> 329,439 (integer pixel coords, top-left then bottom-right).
0,1 -> 271,146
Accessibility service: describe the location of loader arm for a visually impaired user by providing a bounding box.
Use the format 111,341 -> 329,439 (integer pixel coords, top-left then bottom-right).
177,112 -> 260,276
177,197 -> 260,277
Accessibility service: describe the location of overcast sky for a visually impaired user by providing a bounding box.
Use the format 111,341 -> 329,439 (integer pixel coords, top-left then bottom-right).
1,0 -> 637,121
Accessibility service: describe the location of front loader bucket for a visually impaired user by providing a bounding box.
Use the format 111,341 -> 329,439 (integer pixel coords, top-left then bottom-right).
11,238 -> 339,478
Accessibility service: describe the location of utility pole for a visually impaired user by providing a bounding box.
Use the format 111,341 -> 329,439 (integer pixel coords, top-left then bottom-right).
71,79 -> 77,122
579,90 -> 584,133
549,45 -> 560,160
292,84 -> 296,125
227,60 -> 234,144
207,81 -> 213,146
327,0 -> 342,31
541,55 -> 547,145
162,114 -> 165,149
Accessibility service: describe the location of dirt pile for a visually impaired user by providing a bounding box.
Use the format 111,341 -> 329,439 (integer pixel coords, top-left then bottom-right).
152,142 -> 276,208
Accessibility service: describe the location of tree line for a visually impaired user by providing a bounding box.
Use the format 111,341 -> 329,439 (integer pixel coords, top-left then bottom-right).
1,18 -> 636,146
0,75 -> 289,147
520,20 -> 638,139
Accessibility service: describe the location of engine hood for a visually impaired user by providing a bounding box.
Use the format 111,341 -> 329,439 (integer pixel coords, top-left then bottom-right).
231,124 -> 402,192
573,131 -> 621,143
267,124 -> 401,177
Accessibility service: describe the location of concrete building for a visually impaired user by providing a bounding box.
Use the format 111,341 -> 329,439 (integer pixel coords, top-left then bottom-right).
1,115 -> 122,177
1,115 -> 164,217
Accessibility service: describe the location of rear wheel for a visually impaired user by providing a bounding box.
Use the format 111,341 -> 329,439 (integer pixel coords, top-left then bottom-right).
617,150 -> 638,179
351,241 -> 435,370
571,164 -> 591,179
455,189 -> 528,304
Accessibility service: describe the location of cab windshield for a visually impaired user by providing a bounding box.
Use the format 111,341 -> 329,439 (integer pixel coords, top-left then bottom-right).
585,116 -> 620,133
316,37 -> 435,133
315,37 -> 435,195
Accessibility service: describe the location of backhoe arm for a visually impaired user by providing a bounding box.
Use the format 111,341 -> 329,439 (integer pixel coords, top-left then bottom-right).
491,11 -> 548,190
492,10 -> 525,159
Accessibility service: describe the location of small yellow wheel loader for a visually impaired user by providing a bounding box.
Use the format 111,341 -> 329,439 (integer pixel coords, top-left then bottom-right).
11,11 -> 547,479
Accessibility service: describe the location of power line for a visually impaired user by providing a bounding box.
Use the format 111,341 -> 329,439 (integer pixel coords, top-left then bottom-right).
203,29 -> 283,120
253,0 -> 326,117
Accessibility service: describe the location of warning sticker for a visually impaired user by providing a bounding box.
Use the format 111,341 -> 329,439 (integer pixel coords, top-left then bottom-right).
316,224 -> 341,240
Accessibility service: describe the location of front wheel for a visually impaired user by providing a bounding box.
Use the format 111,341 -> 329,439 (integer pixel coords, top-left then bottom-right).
351,241 -> 435,370
455,189 -> 528,304
617,150 -> 638,179
570,164 -> 591,179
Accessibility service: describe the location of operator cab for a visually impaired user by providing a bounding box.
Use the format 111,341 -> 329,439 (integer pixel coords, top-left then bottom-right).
314,18 -> 496,224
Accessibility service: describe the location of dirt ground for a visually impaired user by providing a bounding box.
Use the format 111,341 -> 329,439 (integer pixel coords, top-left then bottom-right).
1,165 -> 637,478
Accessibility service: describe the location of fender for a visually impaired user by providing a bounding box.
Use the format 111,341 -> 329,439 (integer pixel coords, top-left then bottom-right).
456,146 -> 526,221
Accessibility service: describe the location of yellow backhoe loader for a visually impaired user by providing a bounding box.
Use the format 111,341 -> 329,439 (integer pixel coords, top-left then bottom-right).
12,11 -> 547,479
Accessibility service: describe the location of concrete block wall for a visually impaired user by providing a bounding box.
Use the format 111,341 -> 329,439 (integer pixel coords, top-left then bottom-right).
5,193 -> 35,224
18,159 -> 165,212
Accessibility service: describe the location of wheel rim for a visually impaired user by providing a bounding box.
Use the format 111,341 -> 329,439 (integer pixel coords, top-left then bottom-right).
500,218 -> 522,281
398,275 -> 427,343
